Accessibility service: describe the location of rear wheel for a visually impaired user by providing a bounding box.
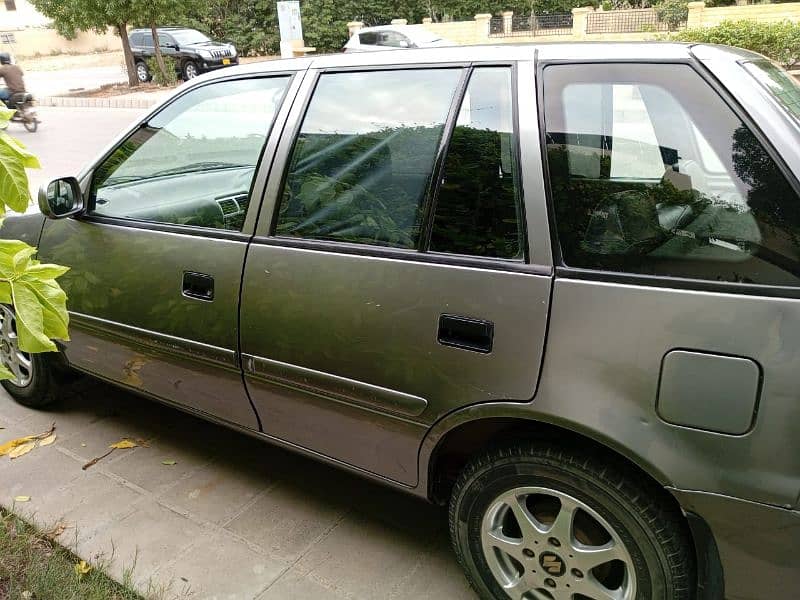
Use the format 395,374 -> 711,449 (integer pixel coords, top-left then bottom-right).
0,305 -> 63,408
449,443 -> 695,600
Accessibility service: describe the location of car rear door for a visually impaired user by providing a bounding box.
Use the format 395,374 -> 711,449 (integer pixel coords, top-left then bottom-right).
535,59 -> 800,513
239,59 -> 552,485
36,71 -> 303,429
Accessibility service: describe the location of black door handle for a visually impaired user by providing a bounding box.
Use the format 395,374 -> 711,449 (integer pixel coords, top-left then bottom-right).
182,271 -> 214,301
438,314 -> 494,353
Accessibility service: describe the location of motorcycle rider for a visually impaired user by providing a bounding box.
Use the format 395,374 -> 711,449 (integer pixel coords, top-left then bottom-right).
0,52 -> 26,105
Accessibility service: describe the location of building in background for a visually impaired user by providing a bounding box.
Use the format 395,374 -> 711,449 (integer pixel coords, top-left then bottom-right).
0,0 -> 50,30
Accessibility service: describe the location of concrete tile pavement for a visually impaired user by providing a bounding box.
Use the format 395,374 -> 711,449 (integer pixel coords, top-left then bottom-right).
0,378 -> 477,600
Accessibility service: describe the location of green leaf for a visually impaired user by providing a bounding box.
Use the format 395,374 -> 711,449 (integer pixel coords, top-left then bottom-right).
24,264 -> 70,280
0,135 -> 31,214
20,277 -> 70,342
0,133 -> 40,170
12,246 -> 37,274
0,362 -> 14,380
10,282 -> 56,353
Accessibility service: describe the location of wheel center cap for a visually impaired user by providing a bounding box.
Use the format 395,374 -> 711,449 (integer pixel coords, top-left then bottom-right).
539,551 -> 566,577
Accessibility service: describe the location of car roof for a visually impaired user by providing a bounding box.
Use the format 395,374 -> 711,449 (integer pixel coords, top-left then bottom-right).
182,42 -> 752,85
130,27 -> 199,33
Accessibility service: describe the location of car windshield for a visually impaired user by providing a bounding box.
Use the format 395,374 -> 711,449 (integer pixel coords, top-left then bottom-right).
742,59 -> 800,122
171,30 -> 210,45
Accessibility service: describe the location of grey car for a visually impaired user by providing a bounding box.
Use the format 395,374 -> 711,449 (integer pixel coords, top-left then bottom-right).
3,43 -> 799,600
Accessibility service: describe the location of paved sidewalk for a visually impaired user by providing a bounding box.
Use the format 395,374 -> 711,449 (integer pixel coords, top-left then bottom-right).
0,379 -> 475,600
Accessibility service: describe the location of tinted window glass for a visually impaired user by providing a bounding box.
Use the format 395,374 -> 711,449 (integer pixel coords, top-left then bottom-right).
275,69 -> 462,248
544,64 -> 800,286
91,77 -> 289,231
141,32 -> 154,47
358,32 -> 378,45
431,67 -> 523,259
158,34 -> 173,48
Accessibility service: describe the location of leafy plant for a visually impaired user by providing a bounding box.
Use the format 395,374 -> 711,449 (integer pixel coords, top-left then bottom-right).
146,56 -> 178,86
671,19 -> 800,67
655,0 -> 688,30
0,108 -> 70,379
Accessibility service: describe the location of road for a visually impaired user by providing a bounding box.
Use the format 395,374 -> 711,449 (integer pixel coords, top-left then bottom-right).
10,106 -> 146,199
25,65 -> 127,97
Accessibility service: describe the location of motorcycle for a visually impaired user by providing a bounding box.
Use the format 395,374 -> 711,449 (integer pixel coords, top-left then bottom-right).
2,92 -> 38,132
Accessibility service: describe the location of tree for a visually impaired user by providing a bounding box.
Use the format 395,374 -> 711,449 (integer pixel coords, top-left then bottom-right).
31,0 -> 199,87
0,109 -> 69,377
31,0 -> 139,86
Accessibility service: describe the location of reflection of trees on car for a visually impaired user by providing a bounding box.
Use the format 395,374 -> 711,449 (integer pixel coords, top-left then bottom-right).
547,125 -> 800,283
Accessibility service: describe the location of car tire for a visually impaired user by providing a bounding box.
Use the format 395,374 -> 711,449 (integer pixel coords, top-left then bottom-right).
449,443 -> 695,600
135,60 -> 150,83
0,305 -> 66,408
182,60 -> 199,80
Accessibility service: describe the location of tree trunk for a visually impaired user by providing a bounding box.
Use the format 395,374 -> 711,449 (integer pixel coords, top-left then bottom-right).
150,22 -> 169,83
117,22 -> 138,87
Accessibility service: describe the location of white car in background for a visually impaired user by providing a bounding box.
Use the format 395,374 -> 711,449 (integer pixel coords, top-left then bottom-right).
343,25 -> 452,52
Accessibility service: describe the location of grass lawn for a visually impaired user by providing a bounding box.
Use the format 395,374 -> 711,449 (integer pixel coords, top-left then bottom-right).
0,508 -> 142,600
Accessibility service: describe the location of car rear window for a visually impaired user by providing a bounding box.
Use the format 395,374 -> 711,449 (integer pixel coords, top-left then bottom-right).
543,63 -> 800,287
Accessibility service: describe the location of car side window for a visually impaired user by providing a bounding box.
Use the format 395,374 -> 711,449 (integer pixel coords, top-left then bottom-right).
358,32 -> 378,45
274,68 -> 462,248
90,76 -> 290,232
430,67 -> 523,259
158,34 -> 173,48
379,32 -> 410,48
544,63 -> 800,286
141,32 -> 154,47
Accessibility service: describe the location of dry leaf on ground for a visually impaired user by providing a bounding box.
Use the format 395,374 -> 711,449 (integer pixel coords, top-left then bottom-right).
39,433 -> 57,447
0,424 -> 56,459
14,495 -> 31,502
82,438 -> 140,470
9,441 -> 37,459
44,521 -> 70,538
161,460 -> 177,466
110,439 -> 137,450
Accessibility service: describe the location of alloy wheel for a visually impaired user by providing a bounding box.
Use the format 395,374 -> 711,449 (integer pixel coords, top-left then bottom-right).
184,63 -> 198,79
481,486 -> 636,600
136,63 -> 148,82
0,306 -> 33,387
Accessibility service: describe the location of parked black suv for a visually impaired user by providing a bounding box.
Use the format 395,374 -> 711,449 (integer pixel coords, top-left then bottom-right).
129,27 -> 238,82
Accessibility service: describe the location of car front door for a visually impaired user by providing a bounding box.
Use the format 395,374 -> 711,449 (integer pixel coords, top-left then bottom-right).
36,73 -> 298,429
239,62 -> 552,485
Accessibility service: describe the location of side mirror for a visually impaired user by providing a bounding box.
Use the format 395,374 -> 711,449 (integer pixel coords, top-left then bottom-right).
38,177 -> 84,219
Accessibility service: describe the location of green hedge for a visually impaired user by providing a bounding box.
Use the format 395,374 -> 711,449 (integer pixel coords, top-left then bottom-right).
671,19 -> 800,68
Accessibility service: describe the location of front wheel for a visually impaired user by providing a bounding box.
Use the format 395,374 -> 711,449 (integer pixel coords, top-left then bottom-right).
449,443 -> 695,600
22,113 -> 37,132
182,60 -> 199,80
0,305 -> 63,408
135,61 -> 150,83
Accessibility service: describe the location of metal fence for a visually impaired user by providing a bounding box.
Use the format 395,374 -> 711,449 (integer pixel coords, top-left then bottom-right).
490,13 -> 573,37
586,9 -> 683,34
